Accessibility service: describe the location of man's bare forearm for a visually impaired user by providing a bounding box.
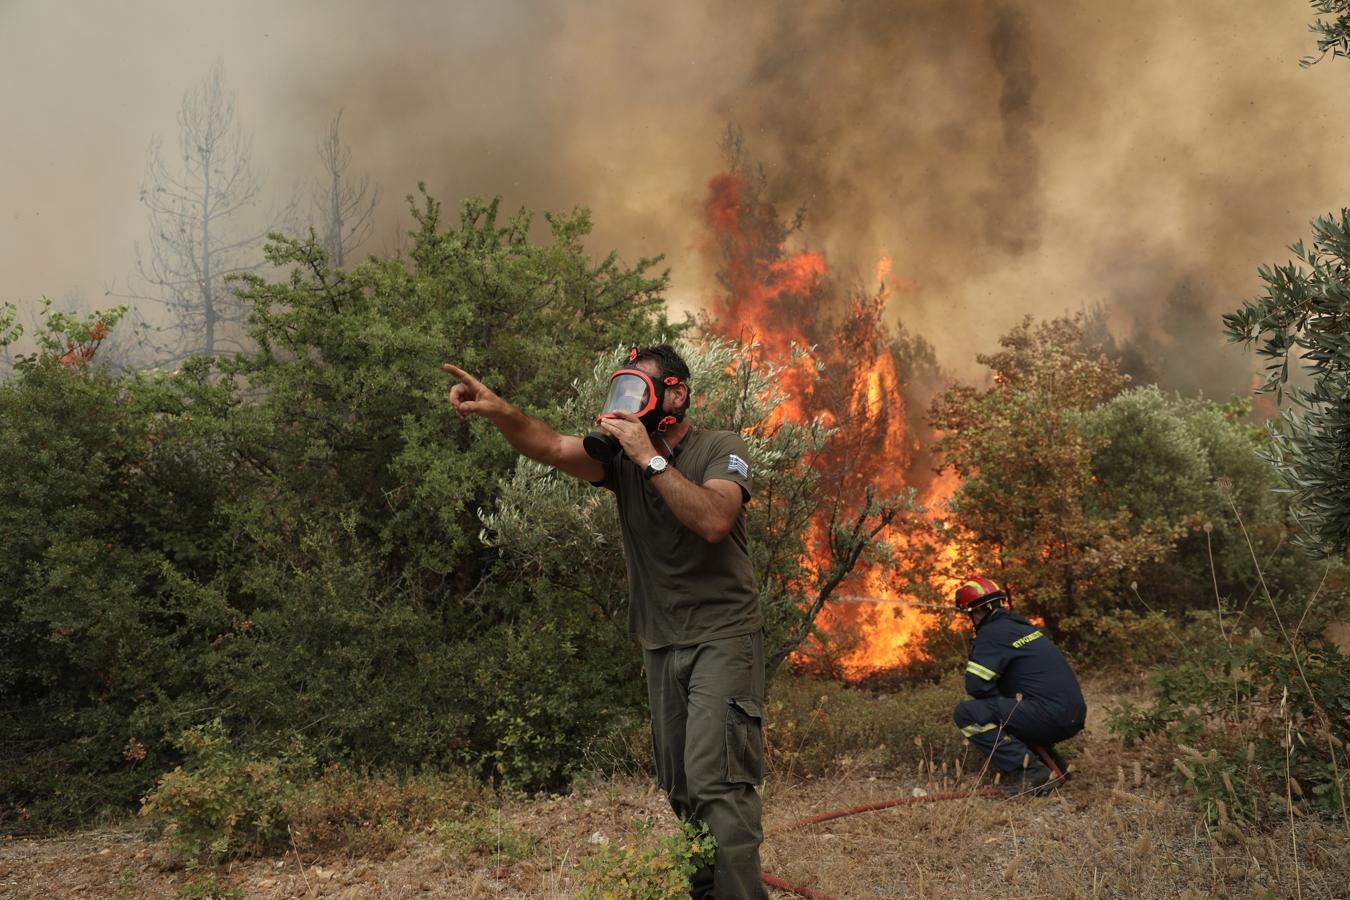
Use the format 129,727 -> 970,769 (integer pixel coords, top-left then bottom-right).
482,404 -> 568,466
445,361 -> 602,481
650,470 -> 740,543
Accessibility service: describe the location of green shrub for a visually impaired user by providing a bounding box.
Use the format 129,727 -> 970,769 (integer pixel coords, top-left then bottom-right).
140,721 -> 310,862
458,606 -> 642,792
578,817 -> 717,900
194,511 -> 481,771
1169,744 -> 1270,834
0,311 -> 235,831
179,200 -> 672,792
2,197 -> 673,826
1085,389 -> 1300,617
1107,608 -> 1350,825
1063,608 -> 1183,670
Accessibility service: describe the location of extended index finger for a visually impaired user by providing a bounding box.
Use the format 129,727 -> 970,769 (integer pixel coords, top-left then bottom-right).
441,363 -> 483,389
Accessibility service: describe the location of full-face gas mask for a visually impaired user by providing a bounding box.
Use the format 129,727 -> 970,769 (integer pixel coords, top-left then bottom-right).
582,354 -> 685,461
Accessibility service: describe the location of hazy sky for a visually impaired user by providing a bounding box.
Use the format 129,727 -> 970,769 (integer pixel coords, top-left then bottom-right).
3,0 -> 1348,377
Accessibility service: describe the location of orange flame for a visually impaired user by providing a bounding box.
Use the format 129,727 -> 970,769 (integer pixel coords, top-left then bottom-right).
702,171 -> 961,675
822,472 -> 963,673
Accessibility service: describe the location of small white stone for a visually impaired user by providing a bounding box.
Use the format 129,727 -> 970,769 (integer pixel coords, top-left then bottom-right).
588,831 -> 609,845
911,787 -> 929,798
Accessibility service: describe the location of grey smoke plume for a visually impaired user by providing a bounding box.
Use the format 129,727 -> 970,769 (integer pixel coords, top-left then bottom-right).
2,0 -> 1348,387
982,5 -> 1042,255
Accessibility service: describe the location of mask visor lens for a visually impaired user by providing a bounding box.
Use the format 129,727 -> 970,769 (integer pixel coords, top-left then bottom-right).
600,371 -> 654,417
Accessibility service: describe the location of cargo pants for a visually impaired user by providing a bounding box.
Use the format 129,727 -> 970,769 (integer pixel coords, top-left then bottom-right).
953,695 -> 1085,773
644,630 -> 769,900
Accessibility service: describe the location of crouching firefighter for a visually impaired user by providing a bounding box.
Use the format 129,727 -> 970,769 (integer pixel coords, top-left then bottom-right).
952,577 -> 1086,796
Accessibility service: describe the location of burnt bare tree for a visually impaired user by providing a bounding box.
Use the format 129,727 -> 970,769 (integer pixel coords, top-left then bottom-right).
125,61 -> 288,364
311,111 -> 378,269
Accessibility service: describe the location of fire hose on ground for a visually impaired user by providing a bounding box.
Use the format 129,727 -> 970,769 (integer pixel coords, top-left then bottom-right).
758,744 -> 1067,899
757,788 -> 1001,899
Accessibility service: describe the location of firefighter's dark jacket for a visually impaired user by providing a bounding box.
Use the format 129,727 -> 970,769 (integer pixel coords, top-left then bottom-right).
964,608 -> 1086,716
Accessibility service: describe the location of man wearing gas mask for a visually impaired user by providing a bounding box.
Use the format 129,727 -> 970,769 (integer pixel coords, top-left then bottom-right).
444,344 -> 767,900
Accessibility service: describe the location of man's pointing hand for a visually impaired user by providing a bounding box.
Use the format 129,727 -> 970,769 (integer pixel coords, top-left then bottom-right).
443,363 -> 504,419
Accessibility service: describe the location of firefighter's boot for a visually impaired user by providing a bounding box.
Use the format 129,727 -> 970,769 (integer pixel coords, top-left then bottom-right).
1001,760 -> 1060,797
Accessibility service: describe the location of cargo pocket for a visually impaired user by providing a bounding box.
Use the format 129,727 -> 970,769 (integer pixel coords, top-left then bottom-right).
725,697 -> 764,785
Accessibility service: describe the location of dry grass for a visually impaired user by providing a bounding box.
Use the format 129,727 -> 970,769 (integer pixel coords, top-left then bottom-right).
2,681 -> 1347,899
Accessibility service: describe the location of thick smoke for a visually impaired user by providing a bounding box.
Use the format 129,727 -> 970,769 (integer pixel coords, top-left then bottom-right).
708,2 -> 1046,277
982,5 -> 1042,255
2,0 -> 1348,389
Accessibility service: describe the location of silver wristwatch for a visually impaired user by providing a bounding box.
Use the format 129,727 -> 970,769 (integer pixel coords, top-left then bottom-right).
644,455 -> 669,479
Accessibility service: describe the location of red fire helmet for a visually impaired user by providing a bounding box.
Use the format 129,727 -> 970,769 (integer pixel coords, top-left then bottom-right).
954,576 -> 1006,611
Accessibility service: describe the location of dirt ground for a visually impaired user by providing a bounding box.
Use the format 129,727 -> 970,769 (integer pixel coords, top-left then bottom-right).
3,692 -> 1347,899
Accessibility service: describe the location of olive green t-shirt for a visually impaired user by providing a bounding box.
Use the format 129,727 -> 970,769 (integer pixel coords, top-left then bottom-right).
599,428 -> 760,650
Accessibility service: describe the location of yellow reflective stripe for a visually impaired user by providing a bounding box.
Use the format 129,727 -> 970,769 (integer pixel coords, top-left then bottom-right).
961,722 -> 998,737
966,660 -> 998,681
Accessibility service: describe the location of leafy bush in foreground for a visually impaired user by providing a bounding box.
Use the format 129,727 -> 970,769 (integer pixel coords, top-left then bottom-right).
578,818 -> 717,900
0,311 -> 235,829
141,721 -> 310,862
1107,605 -> 1350,826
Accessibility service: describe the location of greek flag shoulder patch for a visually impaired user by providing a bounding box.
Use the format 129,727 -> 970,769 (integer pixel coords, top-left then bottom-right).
727,454 -> 749,478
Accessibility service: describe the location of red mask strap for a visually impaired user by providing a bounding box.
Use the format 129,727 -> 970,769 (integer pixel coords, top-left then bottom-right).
656,415 -> 677,433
